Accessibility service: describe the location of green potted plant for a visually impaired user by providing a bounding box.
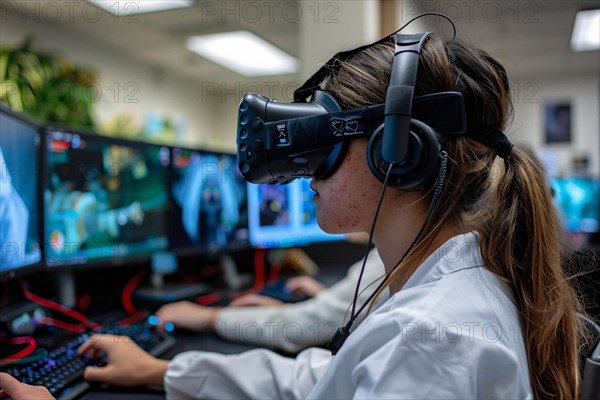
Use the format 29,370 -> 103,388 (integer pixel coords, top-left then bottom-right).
1,38 -> 97,128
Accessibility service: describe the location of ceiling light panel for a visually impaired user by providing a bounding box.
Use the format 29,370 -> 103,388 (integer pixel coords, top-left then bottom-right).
88,1 -> 193,15
186,31 -> 299,77
571,9 -> 600,52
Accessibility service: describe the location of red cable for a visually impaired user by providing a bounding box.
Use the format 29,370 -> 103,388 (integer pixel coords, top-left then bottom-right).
0,337 -> 37,362
36,317 -> 85,333
267,260 -> 282,284
196,249 -> 268,306
117,310 -> 147,327
18,280 -> 90,326
197,292 -> 222,306
121,270 -> 145,315
77,293 -> 92,311
252,249 -> 266,292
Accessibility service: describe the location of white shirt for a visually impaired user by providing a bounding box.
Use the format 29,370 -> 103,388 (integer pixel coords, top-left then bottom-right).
164,232 -> 532,399
216,248 -> 386,353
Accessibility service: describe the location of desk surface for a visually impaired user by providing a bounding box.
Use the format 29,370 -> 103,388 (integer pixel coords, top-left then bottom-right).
79,330 -> 260,400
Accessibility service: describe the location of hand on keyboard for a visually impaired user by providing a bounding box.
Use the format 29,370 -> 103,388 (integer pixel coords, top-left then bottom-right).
228,293 -> 285,307
155,301 -> 221,332
256,278 -> 315,303
1,321 -> 175,399
77,334 -> 169,387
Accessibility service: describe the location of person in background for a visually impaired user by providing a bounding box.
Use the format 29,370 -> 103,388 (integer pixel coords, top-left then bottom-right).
155,245 -> 385,353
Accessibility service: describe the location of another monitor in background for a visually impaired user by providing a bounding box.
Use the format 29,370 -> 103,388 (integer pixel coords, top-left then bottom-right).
247,179 -> 344,248
0,106 -> 42,280
44,128 -> 170,268
552,177 -> 600,234
170,147 -> 249,255
134,147 -> 249,302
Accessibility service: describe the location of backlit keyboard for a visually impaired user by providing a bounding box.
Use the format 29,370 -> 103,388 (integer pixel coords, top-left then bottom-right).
2,322 -> 175,399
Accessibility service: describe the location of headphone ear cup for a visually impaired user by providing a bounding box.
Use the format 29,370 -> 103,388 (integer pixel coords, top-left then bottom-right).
367,119 -> 442,190
367,125 -> 388,184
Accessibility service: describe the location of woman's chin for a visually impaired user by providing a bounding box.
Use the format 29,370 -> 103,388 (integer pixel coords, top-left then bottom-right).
315,216 -> 344,235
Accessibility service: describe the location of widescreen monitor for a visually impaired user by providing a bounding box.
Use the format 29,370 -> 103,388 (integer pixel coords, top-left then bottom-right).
44,128 -> 170,267
552,177 -> 599,234
0,106 -> 42,279
247,179 -> 344,248
170,147 -> 248,255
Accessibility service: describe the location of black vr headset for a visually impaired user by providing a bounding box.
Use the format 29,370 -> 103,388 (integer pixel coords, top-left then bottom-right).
237,32 -> 513,189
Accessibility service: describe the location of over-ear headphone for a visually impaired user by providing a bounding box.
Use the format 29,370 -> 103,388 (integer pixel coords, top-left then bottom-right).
366,32 -> 444,190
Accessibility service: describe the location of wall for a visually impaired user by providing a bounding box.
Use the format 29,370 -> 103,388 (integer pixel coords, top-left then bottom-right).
510,76 -> 600,177
0,10 -> 219,150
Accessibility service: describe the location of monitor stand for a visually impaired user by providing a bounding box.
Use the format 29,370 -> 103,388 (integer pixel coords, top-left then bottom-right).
133,251 -> 209,303
54,270 -> 77,308
220,253 -> 248,291
133,273 -> 210,303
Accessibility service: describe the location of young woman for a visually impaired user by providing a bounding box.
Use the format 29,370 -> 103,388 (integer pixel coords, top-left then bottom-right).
0,34 -> 584,400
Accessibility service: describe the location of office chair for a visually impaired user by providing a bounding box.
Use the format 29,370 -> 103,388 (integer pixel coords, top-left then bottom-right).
581,315 -> 600,400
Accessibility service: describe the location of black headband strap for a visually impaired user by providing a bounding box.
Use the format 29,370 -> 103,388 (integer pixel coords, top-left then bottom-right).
294,13 -> 456,102
464,121 -> 513,159
294,34 -> 393,102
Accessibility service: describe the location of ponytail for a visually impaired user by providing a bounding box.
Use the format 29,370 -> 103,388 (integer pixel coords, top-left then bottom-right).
479,147 -> 584,399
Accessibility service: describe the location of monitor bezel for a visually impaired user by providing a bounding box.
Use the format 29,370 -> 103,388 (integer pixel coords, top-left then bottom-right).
0,105 -> 45,282
42,124 -> 171,271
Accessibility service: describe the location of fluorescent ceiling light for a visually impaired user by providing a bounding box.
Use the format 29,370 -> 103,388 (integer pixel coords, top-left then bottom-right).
186,31 -> 299,77
571,9 -> 600,51
88,1 -> 192,14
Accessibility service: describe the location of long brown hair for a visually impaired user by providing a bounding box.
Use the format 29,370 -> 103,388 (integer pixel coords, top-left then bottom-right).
322,35 -> 585,399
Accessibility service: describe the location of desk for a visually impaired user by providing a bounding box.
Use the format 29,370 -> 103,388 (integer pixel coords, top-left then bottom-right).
79,330 -> 259,400
5,240 -> 364,399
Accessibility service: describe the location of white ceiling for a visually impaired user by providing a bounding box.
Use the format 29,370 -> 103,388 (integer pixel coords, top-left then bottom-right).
416,0 -> 600,79
38,0 -> 300,85
2,0 -> 599,84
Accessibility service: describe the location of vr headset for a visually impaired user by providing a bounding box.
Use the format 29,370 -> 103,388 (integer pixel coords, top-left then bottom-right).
237,32 -> 512,189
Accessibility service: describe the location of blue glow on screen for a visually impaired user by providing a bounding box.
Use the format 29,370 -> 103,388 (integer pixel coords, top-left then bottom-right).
247,179 -> 343,248
552,177 -> 599,233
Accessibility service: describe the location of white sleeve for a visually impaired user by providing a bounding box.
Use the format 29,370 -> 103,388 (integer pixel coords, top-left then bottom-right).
164,347 -> 331,400
215,248 -> 385,353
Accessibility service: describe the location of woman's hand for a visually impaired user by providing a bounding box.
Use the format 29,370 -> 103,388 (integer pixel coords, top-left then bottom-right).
78,334 -> 168,387
155,301 -> 221,332
0,372 -> 54,399
228,293 -> 284,307
285,276 -> 326,298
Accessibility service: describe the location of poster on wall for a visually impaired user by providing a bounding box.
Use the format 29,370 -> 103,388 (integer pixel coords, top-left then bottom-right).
544,102 -> 571,144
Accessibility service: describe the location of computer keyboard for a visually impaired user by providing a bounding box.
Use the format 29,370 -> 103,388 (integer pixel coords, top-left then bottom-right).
2,321 -> 175,400
258,278 -> 309,303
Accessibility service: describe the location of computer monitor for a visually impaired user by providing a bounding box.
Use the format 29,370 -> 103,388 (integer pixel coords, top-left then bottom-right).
247,179 -> 344,248
552,177 -> 600,234
0,106 -> 43,280
170,147 -> 249,255
44,128 -> 170,267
